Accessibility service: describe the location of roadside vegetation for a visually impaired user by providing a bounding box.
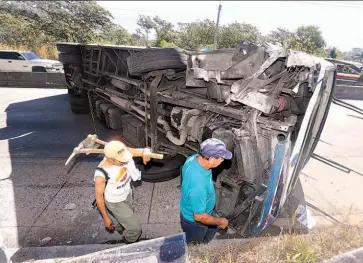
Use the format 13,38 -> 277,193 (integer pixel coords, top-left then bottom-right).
188,225 -> 363,263
0,44 -> 58,60
0,1 -> 362,62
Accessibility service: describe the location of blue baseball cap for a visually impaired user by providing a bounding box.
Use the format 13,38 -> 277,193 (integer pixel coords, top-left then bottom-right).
200,138 -> 233,160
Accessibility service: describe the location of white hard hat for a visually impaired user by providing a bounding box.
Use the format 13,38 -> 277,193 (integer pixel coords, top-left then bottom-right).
104,141 -> 132,163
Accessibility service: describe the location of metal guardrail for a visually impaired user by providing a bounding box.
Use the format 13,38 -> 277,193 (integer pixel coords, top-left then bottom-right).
0,72 -> 66,88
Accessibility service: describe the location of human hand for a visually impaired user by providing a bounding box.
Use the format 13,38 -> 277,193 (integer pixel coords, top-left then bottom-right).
103,216 -> 114,231
218,218 -> 229,229
142,148 -> 152,165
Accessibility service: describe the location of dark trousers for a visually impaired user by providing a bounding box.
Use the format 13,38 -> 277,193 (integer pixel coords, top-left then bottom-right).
180,213 -> 217,244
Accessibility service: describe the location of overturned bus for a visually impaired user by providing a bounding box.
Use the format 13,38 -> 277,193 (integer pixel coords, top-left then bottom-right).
56,41 -> 336,237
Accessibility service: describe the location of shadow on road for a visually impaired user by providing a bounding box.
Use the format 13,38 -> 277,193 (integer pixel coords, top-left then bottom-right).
0,90 -> 126,260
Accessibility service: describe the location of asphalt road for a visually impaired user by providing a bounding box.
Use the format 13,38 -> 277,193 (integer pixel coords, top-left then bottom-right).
0,88 -> 363,250
0,88 -> 182,248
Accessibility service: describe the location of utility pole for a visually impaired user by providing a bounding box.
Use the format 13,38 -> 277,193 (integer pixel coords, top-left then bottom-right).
213,2 -> 222,50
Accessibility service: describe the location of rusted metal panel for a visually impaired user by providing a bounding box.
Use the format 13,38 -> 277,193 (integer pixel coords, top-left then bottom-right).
149,75 -> 163,151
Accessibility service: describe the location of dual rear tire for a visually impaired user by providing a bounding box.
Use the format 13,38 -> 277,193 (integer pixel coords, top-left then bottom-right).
69,94 -> 89,114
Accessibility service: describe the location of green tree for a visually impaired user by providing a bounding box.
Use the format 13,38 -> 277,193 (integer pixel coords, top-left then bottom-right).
330,47 -> 337,59
313,48 -> 329,58
152,16 -> 179,47
136,15 -> 155,46
290,25 -> 326,54
100,25 -> 135,45
267,27 -> 294,48
327,47 -> 344,60
0,11 -> 42,48
0,1 -> 113,44
342,52 -> 353,61
342,48 -> 363,62
177,19 -> 216,50
267,25 -> 327,56
352,48 -> 363,62
335,50 -> 343,60
159,40 -> 177,48
218,22 -> 261,48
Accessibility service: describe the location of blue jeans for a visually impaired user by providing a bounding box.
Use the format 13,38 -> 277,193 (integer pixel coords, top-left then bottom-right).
180,213 -> 217,244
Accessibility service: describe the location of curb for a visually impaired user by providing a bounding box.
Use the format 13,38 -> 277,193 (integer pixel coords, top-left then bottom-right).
7,233 -> 187,263
323,247 -> 363,263
7,244 -> 121,263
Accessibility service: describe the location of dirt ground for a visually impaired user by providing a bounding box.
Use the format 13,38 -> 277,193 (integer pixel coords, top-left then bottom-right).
188,225 -> 363,263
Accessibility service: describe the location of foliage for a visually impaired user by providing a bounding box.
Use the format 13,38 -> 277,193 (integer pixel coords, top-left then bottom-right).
0,1 -> 361,61
342,48 -> 363,62
189,225 -> 363,263
330,47 -> 337,59
268,26 -> 327,56
290,25 -> 326,54
100,25 -> 135,46
152,16 -> 180,47
326,47 -> 344,60
173,20 -> 262,50
159,40 -> 177,48
218,22 -> 262,48
0,1 -> 113,44
0,1 -> 115,58
352,48 -> 363,62
267,27 -> 295,48
313,48 -> 329,58
0,43 -> 58,60
176,19 -> 216,50
335,50 -> 343,60
0,11 -> 42,49
136,15 -> 154,46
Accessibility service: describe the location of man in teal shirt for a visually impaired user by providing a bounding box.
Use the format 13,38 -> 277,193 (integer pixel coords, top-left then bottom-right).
180,138 -> 232,244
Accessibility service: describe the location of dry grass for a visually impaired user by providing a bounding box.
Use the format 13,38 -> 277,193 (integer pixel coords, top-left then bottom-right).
0,44 -> 59,59
188,225 -> 363,263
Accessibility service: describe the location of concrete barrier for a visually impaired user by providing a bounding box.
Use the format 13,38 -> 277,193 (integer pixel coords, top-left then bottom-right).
324,247 -> 363,263
9,233 -> 187,263
0,72 -> 66,88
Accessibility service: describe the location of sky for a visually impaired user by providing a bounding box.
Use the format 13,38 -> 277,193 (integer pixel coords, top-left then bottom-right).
97,1 -> 363,52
